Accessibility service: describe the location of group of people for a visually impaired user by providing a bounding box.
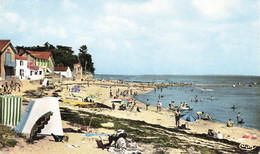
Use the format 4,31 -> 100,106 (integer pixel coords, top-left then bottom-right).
179,102 -> 190,108
196,111 -> 212,121
227,112 -> 244,127
112,100 -> 140,112
0,81 -> 21,94
100,130 -> 142,153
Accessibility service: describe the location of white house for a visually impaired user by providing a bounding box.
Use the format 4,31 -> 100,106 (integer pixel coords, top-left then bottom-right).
15,55 -> 28,80
27,66 -> 44,80
54,66 -> 72,78
15,55 -> 44,80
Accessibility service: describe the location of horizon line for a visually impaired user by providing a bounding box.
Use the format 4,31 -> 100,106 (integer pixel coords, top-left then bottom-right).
93,74 -> 260,77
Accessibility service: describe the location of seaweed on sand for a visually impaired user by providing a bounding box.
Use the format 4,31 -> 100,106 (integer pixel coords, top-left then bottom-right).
0,125 -> 26,149
60,107 -> 233,153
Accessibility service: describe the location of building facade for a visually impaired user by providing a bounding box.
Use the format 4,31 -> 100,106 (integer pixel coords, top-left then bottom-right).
0,40 -> 16,80
54,66 -> 72,78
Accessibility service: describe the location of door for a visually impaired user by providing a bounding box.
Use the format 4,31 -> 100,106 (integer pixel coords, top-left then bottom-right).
5,67 -> 11,80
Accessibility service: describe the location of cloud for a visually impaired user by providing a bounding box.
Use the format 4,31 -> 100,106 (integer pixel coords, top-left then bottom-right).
38,26 -> 68,39
104,0 -> 175,18
61,0 -> 78,10
0,0 -> 259,75
192,0 -> 238,19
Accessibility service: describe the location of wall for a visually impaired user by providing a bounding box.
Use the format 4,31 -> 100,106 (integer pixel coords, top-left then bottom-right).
1,45 -> 16,80
15,59 -> 28,80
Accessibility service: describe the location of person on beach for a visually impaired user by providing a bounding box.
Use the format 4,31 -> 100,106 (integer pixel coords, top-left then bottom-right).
157,100 -> 162,112
156,101 -> 160,112
168,101 -> 174,109
115,133 -> 127,151
237,112 -> 240,122
227,119 -> 234,127
110,89 -> 113,98
112,102 -> 115,110
130,101 -> 136,112
204,113 -> 213,121
145,99 -> 150,110
196,111 -> 204,119
175,109 -> 181,128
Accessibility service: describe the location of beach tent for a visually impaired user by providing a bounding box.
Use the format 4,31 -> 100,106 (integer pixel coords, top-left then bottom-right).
42,78 -> 48,87
15,97 -> 63,136
0,95 -> 22,126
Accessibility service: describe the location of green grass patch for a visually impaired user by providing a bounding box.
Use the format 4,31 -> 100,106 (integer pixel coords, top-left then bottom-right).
0,125 -> 26,149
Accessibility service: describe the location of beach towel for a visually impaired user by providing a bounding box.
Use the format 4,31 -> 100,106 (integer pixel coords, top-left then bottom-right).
85,133 -> 106,137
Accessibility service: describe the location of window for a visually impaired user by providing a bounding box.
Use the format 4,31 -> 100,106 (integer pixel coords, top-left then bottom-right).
30,71 -> 33,76
35,71 -> 37,75
39,71 -> 42,75
20,61 -> 24,66
20,69 -> 24,76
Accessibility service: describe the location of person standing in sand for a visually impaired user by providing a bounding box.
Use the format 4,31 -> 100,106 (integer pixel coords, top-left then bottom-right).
156,101 -> 160,112
175,109 -> 181,127
157,100 -> 162,112
145,99 -> 150,110
112,102 -> 115,110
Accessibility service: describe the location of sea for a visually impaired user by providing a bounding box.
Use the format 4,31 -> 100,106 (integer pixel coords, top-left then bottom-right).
93,75 -> 260,130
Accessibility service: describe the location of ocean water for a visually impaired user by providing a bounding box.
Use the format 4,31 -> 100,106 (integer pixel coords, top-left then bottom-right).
94,75 -> 260,130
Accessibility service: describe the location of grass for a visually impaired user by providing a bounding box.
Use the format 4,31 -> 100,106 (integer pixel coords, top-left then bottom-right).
0,125 -> 26,149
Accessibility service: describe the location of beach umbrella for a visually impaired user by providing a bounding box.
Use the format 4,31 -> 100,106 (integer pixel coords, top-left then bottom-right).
181,113 -> 196,122
121,100 -> 128,105
72,86 -> 80,93
125,98 -> 131,101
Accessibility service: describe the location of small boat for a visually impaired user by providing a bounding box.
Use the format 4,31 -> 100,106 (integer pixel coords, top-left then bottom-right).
109,99 -> 122,104
170,106 -> 193,111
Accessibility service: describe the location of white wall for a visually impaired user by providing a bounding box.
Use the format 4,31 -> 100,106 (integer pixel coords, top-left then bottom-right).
28,67 -> 44,80
15,59 -> 28,80
54,67 -> 72,78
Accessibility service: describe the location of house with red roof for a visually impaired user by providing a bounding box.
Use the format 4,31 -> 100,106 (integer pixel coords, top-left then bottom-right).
15,55 -> 44,80
0,40 -> 17,80
54,66 -> 72,78
19,50 -> 54,78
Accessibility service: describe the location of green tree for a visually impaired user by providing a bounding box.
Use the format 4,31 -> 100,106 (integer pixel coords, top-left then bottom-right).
51,45 -> 78,70
78,45 -> 95,74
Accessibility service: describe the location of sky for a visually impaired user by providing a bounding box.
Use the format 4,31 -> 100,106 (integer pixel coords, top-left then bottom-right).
0,0 -> 259,76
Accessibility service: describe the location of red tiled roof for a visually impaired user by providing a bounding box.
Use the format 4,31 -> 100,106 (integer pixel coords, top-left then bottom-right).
0,40 -> 10,52
27,50 -> 51,59
54,66 -> 68,72
74,63 -> 82,68
15,55 -> 27,60
27,62 -> 39,70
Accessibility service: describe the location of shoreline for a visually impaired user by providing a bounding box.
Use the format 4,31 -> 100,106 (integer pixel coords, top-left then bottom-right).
2,77 -> 259,153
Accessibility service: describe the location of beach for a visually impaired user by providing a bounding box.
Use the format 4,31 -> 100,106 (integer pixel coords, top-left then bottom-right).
2,77 -> 260,154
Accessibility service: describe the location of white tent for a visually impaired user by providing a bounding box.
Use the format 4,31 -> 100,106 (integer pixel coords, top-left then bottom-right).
42,78 -> 48,87
15,97 -> 63,136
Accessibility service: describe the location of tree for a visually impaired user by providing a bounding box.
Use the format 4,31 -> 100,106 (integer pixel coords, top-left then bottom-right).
78,45 -> 95,74
51,45 -> 78,70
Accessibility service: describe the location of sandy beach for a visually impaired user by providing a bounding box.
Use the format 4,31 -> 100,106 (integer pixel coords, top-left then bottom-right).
1,78 -> 260,154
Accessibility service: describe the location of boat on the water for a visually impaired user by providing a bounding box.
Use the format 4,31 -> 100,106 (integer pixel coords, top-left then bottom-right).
170,106 -> 193,111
